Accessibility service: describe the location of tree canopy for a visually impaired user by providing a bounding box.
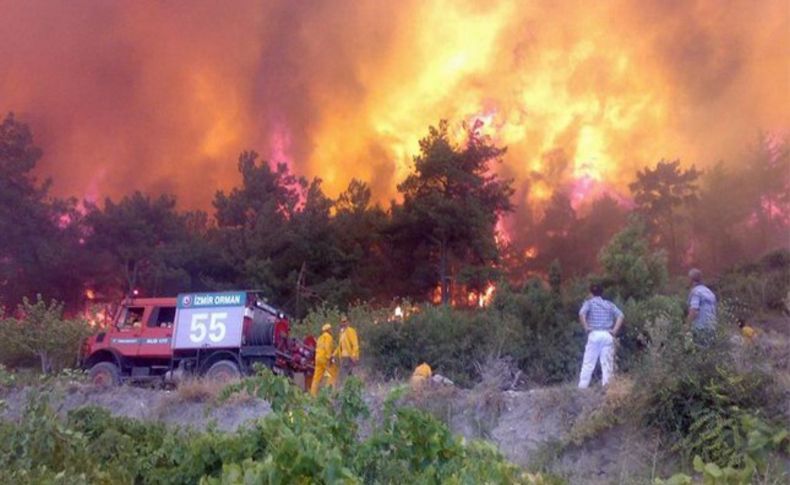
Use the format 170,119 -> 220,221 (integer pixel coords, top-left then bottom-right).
629,159 -> 700,270
394,120 -> 514,304
0,112 -> 787,315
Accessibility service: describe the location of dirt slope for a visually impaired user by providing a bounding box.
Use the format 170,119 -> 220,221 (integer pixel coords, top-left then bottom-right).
1,383 -> 272,432
0,380 -> 678,483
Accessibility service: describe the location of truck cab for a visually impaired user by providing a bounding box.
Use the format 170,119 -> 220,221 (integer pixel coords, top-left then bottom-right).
82,297 -> 178,385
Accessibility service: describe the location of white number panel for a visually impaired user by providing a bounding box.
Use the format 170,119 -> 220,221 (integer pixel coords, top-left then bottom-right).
173,307 -> 244,349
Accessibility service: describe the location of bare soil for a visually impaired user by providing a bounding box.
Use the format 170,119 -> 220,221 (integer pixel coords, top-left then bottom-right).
1,379 -> 643,482
0,383 -> 272,432
6,326 -> 787,485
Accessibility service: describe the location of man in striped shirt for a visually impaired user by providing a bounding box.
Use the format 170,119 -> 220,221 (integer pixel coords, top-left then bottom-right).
578,283 -> 624,388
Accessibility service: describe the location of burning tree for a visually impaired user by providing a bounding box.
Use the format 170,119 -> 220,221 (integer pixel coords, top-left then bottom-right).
629,159 -> 700,270
394,120 -> 513,304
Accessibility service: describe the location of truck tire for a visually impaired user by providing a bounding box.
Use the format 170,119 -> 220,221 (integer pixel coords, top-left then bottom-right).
205,360 -> 241,382
89,362 -> 121,387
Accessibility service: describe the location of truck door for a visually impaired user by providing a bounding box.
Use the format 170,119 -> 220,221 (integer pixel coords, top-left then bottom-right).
137,305 -> 176,358
110,305 -> 147,357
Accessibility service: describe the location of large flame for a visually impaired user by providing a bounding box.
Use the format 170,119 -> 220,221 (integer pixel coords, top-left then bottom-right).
0,0 -> 787,213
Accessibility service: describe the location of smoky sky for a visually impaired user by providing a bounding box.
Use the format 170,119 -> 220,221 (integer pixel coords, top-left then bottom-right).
0,0 -> 787,210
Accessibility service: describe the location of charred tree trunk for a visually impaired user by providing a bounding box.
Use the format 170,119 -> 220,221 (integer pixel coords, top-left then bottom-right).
440,239 -> 449,305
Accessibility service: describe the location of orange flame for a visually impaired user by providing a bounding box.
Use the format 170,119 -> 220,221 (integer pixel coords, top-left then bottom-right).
0,1 -> 784,212
479,284 -> 496,308
524,246 -> 538,259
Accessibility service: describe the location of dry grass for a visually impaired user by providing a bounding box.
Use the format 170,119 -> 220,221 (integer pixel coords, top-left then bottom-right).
527,383 -> 588,427
567,377 -> 634,445
465,356 -> 520,437
157,377 -> 227,409
152,377 -> 259,420
405,381 -> 460,426
405,357 -> 523,438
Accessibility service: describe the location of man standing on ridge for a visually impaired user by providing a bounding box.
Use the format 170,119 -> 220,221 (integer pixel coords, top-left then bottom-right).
578,283 -> 624,388
311,323 -> 336,396
332,315 -> 359,388
687,268 -> 718,345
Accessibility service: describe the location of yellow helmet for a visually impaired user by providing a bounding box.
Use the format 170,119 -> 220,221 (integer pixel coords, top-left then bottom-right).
322,323 -> 332,332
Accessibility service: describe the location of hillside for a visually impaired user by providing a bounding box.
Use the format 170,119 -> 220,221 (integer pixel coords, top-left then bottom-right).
3,316 -> 788,485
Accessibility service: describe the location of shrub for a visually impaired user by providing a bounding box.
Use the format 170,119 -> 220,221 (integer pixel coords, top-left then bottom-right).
634,314 -> 785,468
0,364 -> 15,389
0,295 -> 91,373
493,279 -> 584,385
217,369 -> 535,483
716,248 -> 790,317
0,391 -> 126,484
616,295 -> 684,372
298,301 -> 397,338
365,277 -> 597,387
656,418 -> 790,485
598,220 -> 668,301
365,304 -> 505,387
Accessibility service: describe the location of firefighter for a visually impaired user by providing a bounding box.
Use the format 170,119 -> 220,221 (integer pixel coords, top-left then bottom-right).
310,323 -> 337,396
410,362 -> 432,389
738,318 -> 757,343
332,315 -> 359,388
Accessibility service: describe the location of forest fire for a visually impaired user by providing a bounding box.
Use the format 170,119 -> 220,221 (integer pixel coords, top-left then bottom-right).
1,4 -> 789,482
0,1 -> 786,213
0,1 -> 788,320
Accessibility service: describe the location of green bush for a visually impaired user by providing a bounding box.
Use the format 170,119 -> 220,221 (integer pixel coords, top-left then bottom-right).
656,418 -> 790,485
493,279 -> 584,385
634,314 -> 785,469
716,248 -> 790,317
598,220 -> 668,301
616,295 -> 684,372
366,275 -> 671,387
0,364 -> 16,389
365,304 -> 506,386
364,277 -> 592,388
0,370 -> 539,484
297,301 -> 395,345
0,295 -> 91,373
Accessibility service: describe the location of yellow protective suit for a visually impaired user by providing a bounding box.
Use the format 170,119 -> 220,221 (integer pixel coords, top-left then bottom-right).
410,362 -> 432,389
330,325 -> 360,387
741,325 -> 756,342
310,330 -> 337,396
334,326 -> 360,360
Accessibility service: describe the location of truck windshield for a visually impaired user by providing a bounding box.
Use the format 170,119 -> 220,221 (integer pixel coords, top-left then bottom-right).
120,307 -> 145,328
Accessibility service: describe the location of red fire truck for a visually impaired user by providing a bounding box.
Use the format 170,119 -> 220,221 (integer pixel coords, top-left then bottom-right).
80,291 -> 315,386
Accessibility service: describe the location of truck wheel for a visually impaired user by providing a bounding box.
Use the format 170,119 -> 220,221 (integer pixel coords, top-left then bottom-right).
205,360 -> 241,382
89,362 -> 121,387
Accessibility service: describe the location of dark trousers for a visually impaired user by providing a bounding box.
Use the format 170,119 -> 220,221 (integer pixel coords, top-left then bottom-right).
337,357 -> 354,387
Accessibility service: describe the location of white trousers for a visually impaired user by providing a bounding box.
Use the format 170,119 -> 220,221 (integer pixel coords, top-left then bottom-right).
578,330 -> 615,388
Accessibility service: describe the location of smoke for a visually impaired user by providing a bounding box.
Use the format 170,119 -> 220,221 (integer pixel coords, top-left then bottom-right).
0,0 -> 787,211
